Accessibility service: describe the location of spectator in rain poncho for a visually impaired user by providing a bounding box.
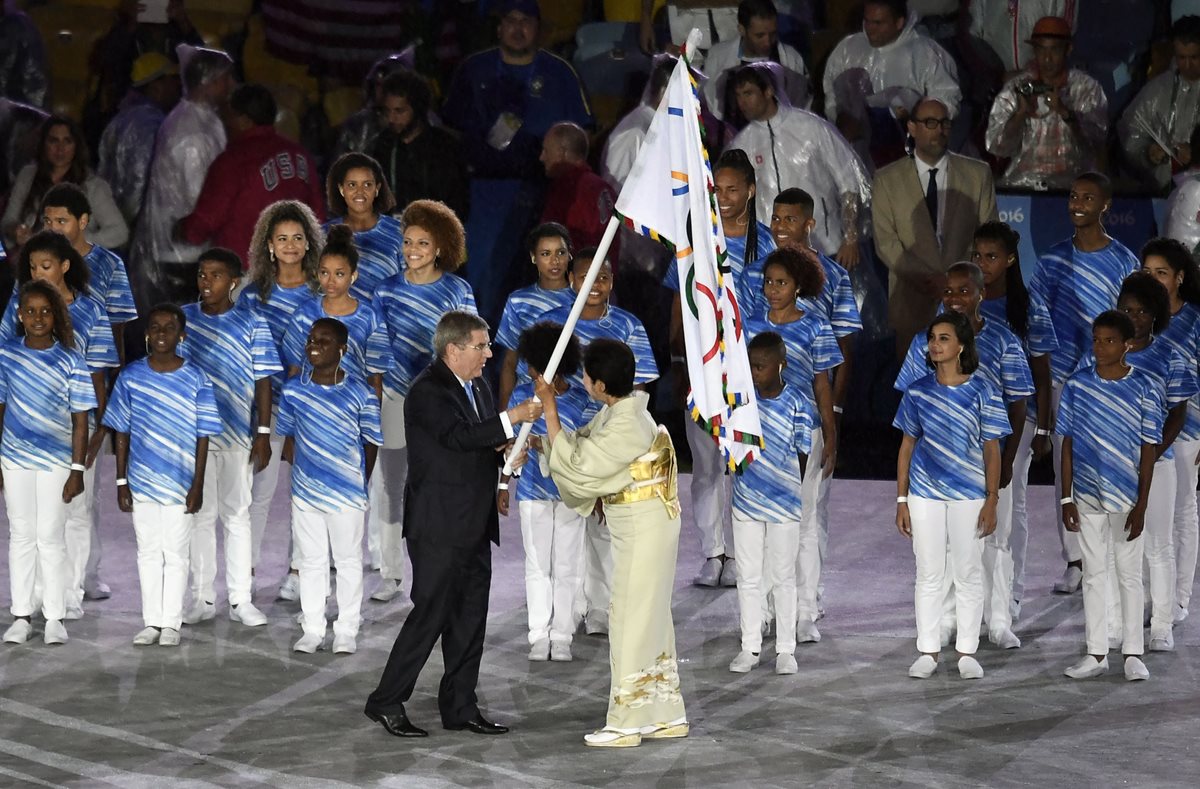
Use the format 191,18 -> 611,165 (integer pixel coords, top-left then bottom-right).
1118,16 -> 1200,193
601,56 -> 675,191
0,3 -> 49,107
985,16 -> 1107,190
728,62 -> 872,269
129,44 -> 234,306
702,0 -> 810,122
822,0 -> 961,171
1165,124 -> 1200,253
0,97 -> 47,197
333,50 -> 418,163
96,53 -> 182,228
968,0 -> 1079,74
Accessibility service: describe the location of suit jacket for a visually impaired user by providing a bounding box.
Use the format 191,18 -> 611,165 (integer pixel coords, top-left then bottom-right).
403,359 -> 509,547
872,152 -> 998,338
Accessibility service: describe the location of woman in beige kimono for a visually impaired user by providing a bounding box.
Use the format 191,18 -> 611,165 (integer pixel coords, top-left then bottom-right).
535,338 -> 688,748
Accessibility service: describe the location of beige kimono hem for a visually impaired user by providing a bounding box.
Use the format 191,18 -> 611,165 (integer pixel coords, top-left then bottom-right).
546,392 -> 687,729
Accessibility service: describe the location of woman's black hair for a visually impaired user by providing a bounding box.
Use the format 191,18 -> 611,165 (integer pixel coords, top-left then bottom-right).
583,338 -> 635,398
311,317 -> 349,346
518,322 -> 580,378
746,330 -> 786,361
326,152 -> 397,217
1118,270 -> 1172,335
23,116 -> 90,220
1141,236 -> 1200,307
321,224 -> 360,272
526,222 -> 572,256
1094,309 -> 1135,341
925,310 -> 980,375
17,230 -> 90,295
17,280 -> 74,349
148,302 -> 187,333
762,247 -> 825,300
714,148 -> 759,266
198,247 -> 243,278
973,221 -> 1029,340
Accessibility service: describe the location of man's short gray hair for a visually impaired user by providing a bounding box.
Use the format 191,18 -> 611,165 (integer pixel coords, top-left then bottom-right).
434,310 -> 490,359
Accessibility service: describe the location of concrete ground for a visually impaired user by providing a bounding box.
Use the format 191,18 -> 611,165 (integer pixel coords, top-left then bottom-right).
0,462 -> 1196,788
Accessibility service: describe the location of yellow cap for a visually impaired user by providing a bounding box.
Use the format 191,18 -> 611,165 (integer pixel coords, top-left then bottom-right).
131,52 -> 178,88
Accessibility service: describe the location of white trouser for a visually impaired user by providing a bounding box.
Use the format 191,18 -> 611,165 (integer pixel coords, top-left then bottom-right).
63,462 -> 97,609
684,415 -> 732,559
800,427 -> 831,612
519,499 -> 585,644
4,465 -> 70,621
1050,383 -> 1082,563
581,513 -> 611,619
249,433 -> 296,571
293,504 -> 364,639
190,448 -> 255,606
1144,456 -> 1178,636
370,386 -> 409,582
909,496 -> 985,655
1008,416 -> 1036,601
132,501 -> 191,630
734,515 -> 800,654
981,482 -> 1016,633
1079,509 -> 1144,656
1173,437 -> 1200,611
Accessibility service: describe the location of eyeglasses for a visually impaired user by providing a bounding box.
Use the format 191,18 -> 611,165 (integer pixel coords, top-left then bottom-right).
911,117 -> 953,130
457,341 -> 492,352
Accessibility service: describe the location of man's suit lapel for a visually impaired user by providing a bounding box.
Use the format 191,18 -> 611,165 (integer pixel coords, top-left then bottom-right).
434,359 -> 478,423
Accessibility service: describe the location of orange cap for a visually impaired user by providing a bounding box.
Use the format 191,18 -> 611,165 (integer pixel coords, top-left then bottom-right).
1028,16 -> 1072,41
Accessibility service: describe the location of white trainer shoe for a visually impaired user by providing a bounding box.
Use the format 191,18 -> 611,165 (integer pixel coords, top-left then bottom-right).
3,619 -> 33,644
1149,630 -> 1174,652
1053,565 -> 1083,594
528,638 -> 550,661
796,620 -> 821,643
957,655 -> 984,679
332,635 -> 357,655
64,604 -> 84,621
1124,656 -> 1149,681
43,620 -> 68,645
718,558 -> 738,587
370,578 -> 401,602
132,626 -> 160,646
584,611 -> 608,636
693,557 -> 723,587
182,600 -> 215,625
293,633 -> 323,653
1064,655 -> 1108,679
908,655 -> 938,678
989,628 -> 1022,649
775,653 -> 798,674
729,650 -> 760,673
277,573 -> 301,602
550,642 -> 573,661
158,628 -> 181,647
231,602 -> 268,627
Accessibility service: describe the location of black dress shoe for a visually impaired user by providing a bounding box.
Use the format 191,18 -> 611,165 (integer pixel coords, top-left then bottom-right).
444,713 -> 509,735
365,707 -> 428,738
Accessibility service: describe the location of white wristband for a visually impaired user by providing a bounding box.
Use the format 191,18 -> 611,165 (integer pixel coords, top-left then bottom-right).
497,482 -> 509,491
70,463 -> 85,472
833,405 -> 844,414
896,495 -> 908,503
1035,428 -> 1051,437
116,478 -> 128,487
1060,496 -> 1073,505
256,426 -> 272,435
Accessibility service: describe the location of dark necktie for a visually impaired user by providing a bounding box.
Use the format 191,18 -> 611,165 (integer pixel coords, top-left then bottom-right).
925,167 -> 939,233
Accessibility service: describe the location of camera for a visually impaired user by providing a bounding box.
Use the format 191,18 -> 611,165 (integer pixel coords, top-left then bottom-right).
1016,81 -> 1052,97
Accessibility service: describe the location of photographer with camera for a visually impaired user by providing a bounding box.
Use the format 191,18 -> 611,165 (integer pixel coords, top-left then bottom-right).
985,17 -> 1108,191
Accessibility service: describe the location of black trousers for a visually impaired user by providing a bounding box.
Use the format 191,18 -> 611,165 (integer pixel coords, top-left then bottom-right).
366,536 -> 492,726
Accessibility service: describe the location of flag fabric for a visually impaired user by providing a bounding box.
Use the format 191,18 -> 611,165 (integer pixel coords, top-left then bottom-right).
613,39 -> 763,470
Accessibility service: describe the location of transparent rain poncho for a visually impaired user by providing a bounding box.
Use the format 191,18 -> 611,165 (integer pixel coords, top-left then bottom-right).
333,48 -> 417,160
728,62 -> 872,256
96,92 -> 168,225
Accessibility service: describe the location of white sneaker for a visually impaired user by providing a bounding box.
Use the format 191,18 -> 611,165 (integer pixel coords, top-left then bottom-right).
1124,655 -> 1150,681
729,650 -> 759,672
43,620 -> 68,645
775,653 -> 798,674
230,602 -> 268,627
3,619 -> 33,644
693,557 -> 723,587
277,573 -> 301,602
293,633 -> 323,653
1149,631 -> 1175,652
1064,655 -> 1108,679
1053,565 -> 1083,594
528,638 -> 550,661
182,600 -> 215,625
132,626 -> 160,646
332,635 -> 357,654
1175,604 -> 1189,624
370,578 -> 400,602
584,611 -> 608,636
796,620 -> 821,643
64,604 -> 84,621
550,642 -> 573,661
957,655 -> 984,679
158,628 -> 181,647
718,558 -> 738,587
83,580 -> 111,600
908,655 -> 938,679
989,628 -> 1021,650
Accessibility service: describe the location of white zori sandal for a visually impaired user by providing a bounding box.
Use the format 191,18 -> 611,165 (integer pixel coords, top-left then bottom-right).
639,718 -> 690,739
584,727 -> 642,747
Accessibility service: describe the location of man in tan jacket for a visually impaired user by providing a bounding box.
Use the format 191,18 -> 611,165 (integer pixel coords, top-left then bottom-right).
873,97 -> 998,356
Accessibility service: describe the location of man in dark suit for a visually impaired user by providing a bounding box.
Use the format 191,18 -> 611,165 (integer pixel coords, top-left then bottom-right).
365,310 -> 543,738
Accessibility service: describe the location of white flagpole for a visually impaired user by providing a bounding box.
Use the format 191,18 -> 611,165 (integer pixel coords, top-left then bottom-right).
501,214 -> 621,475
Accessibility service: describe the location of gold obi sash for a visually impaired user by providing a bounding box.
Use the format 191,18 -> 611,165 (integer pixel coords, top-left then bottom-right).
602,428 -> 681,519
